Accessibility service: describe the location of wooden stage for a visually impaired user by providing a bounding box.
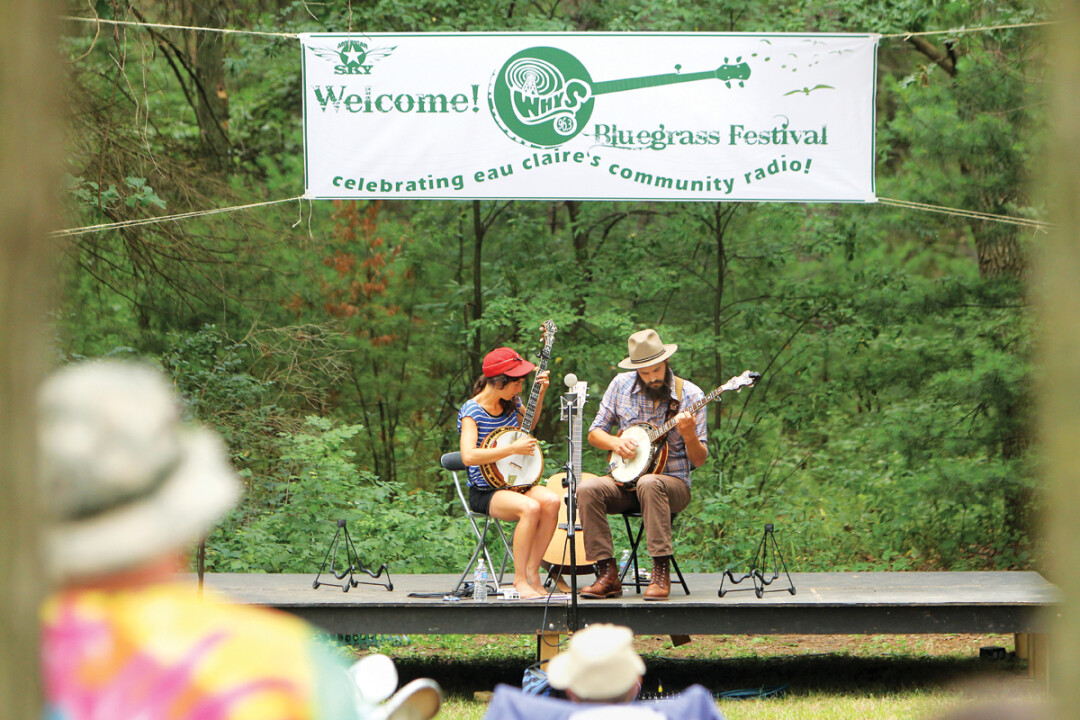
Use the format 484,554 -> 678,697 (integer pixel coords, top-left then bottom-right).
200,571 -> 1060,639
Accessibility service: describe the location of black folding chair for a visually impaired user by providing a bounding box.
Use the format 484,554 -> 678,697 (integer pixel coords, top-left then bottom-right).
618,511 -> 690,595
441,451 -> 512,594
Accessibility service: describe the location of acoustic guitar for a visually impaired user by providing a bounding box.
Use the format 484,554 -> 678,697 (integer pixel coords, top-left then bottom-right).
542,379 -> 595,580
478,321 -> 556,492
609,370 -> 761,490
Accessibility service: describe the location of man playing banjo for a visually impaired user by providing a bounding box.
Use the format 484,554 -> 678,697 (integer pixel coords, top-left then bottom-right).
579,329 -> 708,601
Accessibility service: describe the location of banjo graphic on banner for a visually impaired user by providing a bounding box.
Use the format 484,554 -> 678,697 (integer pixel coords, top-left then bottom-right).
300,33 -> 879,202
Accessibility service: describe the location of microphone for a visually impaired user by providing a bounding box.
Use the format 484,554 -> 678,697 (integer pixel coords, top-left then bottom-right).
563,372 -> 578,389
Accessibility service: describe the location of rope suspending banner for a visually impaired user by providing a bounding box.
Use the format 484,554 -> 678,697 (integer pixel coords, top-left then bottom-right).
50,195 -> 1049,238
880,21 -> 1054,40
877,197 -> 1051,231
51,197 -> 304,238
61,15 -> 297,39
61,14 -> 1053,43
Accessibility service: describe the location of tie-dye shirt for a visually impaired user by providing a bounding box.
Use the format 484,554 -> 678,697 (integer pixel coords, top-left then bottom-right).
40,580 -> 362,720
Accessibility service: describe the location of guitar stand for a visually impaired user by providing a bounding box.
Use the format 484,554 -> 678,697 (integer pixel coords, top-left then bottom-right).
718,523 -> 796,598
313,519 -> 394,592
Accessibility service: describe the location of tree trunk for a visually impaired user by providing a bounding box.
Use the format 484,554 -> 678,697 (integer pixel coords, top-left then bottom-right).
189,2 -> 230,170
0,0 -> 61,717
907,39 -> 1027,279
470,200 -> 486,378
711,203 -> 728,434
973,225 -> 1026,279
566,200 -> 591,323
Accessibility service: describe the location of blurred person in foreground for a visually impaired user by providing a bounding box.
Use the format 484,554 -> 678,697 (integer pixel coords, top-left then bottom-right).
36,360 -> 438,720
547,624 -> 645,703
485,624 -> 724,720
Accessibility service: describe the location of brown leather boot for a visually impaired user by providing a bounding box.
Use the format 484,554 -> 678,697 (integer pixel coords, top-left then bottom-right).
644,556 -> 670,601
580,558 -> 622,599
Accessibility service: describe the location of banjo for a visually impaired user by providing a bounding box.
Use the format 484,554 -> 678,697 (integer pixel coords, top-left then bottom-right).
478,321 -> 557,492
608,370 -> 761,490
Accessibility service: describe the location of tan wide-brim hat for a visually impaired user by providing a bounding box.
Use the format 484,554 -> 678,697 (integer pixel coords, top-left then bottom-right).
618,328 -> 678,370
546,624 -> 645,701
37,360 -> 242,582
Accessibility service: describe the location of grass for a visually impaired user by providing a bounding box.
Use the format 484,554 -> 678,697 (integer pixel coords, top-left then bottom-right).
436,688 -> 1037,720
716,694 -> 968,720
349,633 -> 1046,720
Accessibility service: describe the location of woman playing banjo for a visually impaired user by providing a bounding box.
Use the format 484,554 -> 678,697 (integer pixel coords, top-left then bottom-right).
457,346 -> 560,599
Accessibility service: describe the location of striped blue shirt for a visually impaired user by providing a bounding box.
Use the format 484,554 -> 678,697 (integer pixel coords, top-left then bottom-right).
589,371 -> 707,484
458,397 -> 522,489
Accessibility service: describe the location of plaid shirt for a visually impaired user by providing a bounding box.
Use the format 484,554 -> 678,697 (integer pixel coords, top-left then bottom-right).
590,370 -> 707,484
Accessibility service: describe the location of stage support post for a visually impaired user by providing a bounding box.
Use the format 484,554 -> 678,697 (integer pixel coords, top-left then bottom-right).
1015,632 -> 1029,661
537,631 -> 561,663
1027,634 -> 1050,692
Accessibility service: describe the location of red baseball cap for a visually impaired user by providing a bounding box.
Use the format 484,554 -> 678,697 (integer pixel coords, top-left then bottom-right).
482,347 -> 536,378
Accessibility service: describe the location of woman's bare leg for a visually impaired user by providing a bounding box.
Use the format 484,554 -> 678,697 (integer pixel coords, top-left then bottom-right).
489,490 -> 545,599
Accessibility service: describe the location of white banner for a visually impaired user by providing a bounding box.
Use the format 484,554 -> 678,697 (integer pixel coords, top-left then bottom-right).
300,33 -> 878,202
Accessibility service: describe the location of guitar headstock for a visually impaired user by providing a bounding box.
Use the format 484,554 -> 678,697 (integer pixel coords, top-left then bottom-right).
721,370 -> 761,393
538,320 -> 558,359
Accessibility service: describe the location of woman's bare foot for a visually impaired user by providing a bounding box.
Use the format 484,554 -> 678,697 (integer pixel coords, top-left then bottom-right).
527,572 -> 546,595
514,579 -> 544,599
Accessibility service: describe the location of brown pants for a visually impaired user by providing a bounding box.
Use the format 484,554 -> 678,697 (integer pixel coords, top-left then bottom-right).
578,473 -> 691,561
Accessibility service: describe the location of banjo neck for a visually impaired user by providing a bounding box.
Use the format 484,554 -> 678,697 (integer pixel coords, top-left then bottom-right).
644,371 -> 761,441
518,356 -> 547,432
519,320 -> 557,432
645,386 -> 718,441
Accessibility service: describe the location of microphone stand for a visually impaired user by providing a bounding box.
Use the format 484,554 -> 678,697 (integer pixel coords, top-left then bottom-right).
559,380 -> 583,633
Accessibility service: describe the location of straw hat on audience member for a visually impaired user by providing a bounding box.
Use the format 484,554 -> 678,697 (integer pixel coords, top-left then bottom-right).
37,360 -> 241,581
547,624 -> 646,702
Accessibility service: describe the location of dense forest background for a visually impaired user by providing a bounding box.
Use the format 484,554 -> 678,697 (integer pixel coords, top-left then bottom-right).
55,0 -> 1048,575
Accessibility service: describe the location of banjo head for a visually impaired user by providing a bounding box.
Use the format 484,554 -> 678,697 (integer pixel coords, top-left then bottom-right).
610,424 -> 657,485
480,427 -> 544,490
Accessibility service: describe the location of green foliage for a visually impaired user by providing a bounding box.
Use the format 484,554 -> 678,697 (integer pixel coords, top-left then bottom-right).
206,416 -> 473,573
59,0 -> 1046,575
64,174 -> 166,213
160,326 -> 289,483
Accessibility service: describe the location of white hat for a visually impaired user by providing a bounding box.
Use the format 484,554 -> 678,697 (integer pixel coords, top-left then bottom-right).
546,624 -> 645,701
37,360 -> 242,581
350,654 -> 442,720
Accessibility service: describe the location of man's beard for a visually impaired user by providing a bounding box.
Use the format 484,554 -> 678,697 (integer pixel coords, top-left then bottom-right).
643,377 -> 670,401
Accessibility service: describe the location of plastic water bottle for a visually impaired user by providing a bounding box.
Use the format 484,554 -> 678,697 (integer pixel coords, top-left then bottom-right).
619,549 -> 632,577
473,559 -> 488,602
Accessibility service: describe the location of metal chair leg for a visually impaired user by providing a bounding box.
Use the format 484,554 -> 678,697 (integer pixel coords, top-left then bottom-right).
619,512 -> 690,595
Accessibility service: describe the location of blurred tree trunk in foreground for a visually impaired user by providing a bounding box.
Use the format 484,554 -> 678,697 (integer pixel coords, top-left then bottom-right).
1042,0 -> 1080,713
0,0 -> 61,717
